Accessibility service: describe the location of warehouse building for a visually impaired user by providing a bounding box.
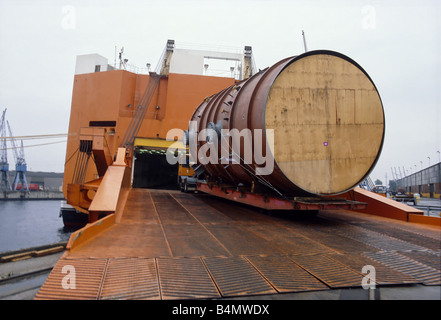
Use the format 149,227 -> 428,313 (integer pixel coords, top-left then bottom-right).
397,162 -> 441,198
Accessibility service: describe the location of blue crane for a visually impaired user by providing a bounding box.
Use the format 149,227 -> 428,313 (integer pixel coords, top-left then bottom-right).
7,120 -> 29,191
0,108 -> 11,191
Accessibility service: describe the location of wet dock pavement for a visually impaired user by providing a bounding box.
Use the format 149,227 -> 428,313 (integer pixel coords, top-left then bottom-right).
0,250 -> 65,300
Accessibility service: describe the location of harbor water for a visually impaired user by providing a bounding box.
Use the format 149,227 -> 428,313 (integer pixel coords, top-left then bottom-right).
0,200 -> 71,253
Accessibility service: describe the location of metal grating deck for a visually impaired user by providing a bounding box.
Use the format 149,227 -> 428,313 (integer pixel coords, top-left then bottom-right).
35,189 -> 441,300
289,254 -> 364,288
365,251 -> 441,286
327,253 -> 418,286
202,256 -> 276,297
157,257 -> 220,300
36,258 -> 107,300
246,255 -> 328,293
100,258 -> 159,300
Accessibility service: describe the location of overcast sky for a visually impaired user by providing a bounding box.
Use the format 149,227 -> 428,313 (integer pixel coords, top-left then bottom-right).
0,0 -> 440,185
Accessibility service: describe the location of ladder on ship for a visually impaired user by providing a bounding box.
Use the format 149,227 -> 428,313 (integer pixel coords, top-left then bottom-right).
120,74 -> 161,152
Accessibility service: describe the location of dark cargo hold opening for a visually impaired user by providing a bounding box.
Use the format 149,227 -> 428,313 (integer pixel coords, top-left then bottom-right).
132,147 -> 179,190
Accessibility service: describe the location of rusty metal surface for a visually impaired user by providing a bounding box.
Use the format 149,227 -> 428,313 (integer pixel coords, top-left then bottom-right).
319,209 -> 441,243
157,257 -> 220,300
100,258 -> 159,300
290,254 -> 364,288
365,251 -> 441,286
35,258 -> 107,300
246,255 -> 328,293
399,250 -> 441,272
248,224 -> 334,256
348,222 -> 441,251
36,189 -> 441,300
326,223 -> 429,252
202,256 -> 276,297
327,253 -> 418,286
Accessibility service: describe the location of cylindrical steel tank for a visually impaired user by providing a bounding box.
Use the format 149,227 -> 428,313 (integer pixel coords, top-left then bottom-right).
186,50 -> 385,196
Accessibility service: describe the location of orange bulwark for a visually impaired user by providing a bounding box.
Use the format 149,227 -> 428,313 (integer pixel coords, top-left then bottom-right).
38,42 -> 440,300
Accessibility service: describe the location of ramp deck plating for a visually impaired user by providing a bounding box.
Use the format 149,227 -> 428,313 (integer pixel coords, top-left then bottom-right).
36,189 -> 441,300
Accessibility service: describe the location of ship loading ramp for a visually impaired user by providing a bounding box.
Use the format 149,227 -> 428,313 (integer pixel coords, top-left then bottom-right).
43,45 -> 439,300
36,187 -> 440,300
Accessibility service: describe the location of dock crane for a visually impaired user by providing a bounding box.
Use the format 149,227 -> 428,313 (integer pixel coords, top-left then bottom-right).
0,109 -> 11,191
7,120 -> 29,191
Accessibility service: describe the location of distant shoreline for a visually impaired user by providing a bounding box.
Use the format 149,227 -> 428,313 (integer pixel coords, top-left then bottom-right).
0,191 -> 64,201
1,171 -> 64,199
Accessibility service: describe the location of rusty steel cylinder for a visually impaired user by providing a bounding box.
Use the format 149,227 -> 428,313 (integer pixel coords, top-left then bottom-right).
186,50 -> 385,196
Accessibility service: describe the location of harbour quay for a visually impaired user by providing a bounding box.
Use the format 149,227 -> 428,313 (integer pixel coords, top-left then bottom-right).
0,171 -> 64,200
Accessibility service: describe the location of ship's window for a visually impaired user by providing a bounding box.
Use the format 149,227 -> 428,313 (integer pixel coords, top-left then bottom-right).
89,121 -> 116,127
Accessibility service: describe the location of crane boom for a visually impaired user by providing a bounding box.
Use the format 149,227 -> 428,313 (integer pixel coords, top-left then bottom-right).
7,120 -> 29,191
0,109 -> 7,164
0,109 -> 11,190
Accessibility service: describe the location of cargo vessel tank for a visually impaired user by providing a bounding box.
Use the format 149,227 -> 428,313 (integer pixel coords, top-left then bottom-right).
183,50 -> 385,199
